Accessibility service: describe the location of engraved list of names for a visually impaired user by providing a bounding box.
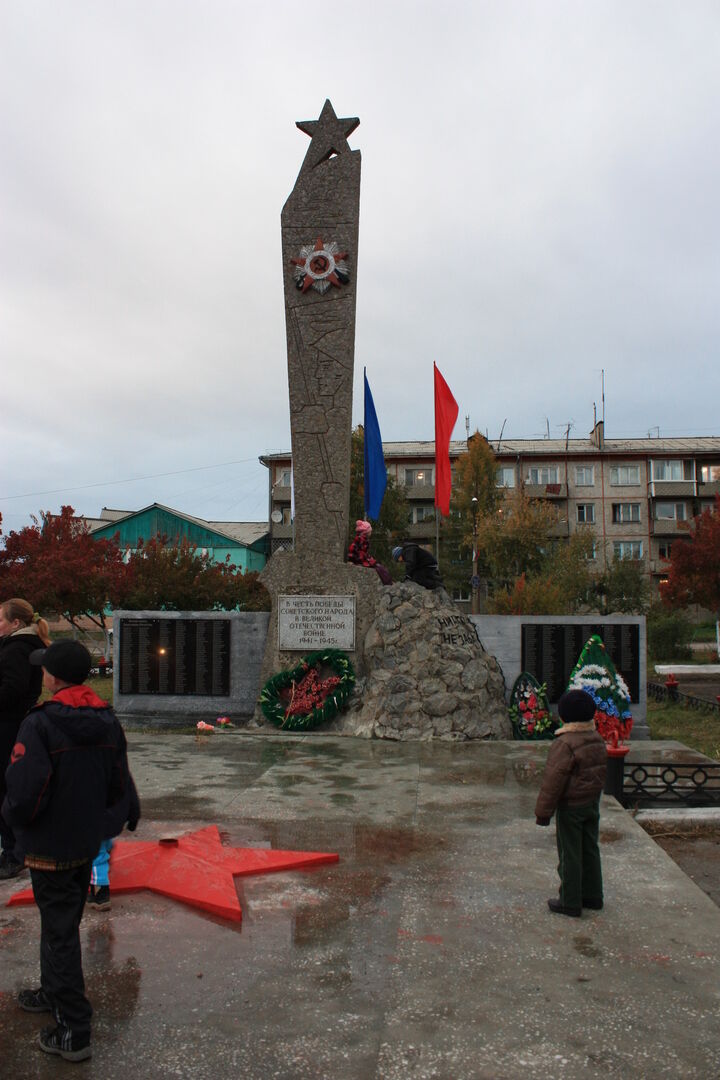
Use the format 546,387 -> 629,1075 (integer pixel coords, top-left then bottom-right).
119,618 -> 231,696
278,596 -> 355,651
521,622 -> 640,704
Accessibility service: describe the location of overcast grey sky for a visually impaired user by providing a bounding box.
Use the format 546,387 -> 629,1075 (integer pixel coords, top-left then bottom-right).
2,1 -> 719,533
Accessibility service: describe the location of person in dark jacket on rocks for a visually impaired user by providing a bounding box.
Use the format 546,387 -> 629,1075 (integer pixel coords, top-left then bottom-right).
0,598 -> 51,879
535,689 -> 607,918
3,640 -> 139,1063
391,541 -> 444,590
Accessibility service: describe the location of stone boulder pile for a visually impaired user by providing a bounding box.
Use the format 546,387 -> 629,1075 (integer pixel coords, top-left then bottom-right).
335,581 -> 511,741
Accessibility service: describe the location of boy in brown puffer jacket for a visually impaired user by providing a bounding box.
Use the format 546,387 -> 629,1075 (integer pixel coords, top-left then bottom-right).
535,689 -> 607,917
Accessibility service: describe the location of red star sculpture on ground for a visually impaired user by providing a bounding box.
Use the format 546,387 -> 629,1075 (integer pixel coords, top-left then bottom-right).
7,826 -> 338,923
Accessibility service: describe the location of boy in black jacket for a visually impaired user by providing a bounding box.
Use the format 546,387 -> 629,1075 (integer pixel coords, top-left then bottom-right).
3,641 -> 139,1063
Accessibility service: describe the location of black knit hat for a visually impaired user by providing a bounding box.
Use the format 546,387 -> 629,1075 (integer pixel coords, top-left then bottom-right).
30,641 -> 92,685
558,689 -> 596,724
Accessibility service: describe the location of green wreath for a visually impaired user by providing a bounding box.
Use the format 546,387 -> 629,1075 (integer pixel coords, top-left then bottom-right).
259,649 -> 355,732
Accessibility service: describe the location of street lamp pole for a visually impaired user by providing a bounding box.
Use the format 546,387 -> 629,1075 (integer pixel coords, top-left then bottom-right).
471,496 -> 479,615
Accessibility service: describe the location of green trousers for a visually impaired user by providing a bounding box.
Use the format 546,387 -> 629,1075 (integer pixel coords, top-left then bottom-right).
555,800 -> 603,910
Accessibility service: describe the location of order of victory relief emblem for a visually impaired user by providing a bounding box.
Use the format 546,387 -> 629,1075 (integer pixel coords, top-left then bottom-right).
291,237 -> 350,294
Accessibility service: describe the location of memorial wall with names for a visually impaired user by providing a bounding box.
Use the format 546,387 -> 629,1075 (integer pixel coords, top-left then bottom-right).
520,622 -> 640,703
119,617 -> 231,696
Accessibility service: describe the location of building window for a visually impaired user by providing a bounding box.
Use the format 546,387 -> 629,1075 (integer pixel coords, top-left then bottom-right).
575,466 -> 595,487
651,459 -> 693,482
275,467 -> 291,486
699,464 -> 720,483
404,467 -> 433,487
496,466 -> 515,488
655,502 -> 686,521
614,541 -> 643,560
658,542 -> 673,559
610,465 -> 641,486
612,503 -> 641,523
527,466 -> 559,486
586,542 -> 597,560
408,505 -> 436,524
576,503 -> 595,524
281,506 -> 293,525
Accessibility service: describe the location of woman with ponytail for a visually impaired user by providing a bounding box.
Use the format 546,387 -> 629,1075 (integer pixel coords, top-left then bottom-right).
0,598 -> 50,878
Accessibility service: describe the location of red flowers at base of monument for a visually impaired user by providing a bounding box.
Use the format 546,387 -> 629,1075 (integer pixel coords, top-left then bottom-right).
509,675 -> 558,741
285,664 -> 342,719
196,717 -> 235,735
259,650 -> 355,732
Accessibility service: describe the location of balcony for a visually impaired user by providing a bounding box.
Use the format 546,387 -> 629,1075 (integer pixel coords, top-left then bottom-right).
651,518 -> 690,537
270,523 -> 293,539
402,484 -> 436,501
698,481 -> 720,497
406,520 -> 436,541
648,481 -> 695,498
523,483 -> 568,500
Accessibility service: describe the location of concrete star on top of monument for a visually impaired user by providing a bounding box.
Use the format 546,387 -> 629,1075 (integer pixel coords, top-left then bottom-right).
296,99 -> 360,170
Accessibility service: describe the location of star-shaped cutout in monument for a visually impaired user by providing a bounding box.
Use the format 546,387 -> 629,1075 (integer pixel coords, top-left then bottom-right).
7,826 -> 338,923
296,99 -> 359,170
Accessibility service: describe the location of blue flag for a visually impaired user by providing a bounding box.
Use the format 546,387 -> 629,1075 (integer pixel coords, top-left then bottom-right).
363,369 -> 386,520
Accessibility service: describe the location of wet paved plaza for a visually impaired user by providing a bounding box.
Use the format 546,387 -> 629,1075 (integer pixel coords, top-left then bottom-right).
1,734 -> 719,1079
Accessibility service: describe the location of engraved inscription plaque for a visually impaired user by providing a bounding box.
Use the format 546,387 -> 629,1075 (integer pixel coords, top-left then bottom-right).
521,623 -> 640,704
278,595 -> 355,651
119,618 -> 231,696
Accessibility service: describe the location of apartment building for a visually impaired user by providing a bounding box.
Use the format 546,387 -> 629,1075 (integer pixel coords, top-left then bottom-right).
259,423 -> 720,591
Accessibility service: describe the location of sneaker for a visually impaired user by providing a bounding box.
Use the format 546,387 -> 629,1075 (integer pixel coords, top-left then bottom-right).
18,987 -> 52,1013
86,885 -> 111,911
0,852 -> 26,880
547,897 -> 582,917
38,1025 -> 91,1062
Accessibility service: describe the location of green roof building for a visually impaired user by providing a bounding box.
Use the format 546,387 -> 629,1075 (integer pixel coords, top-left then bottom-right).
86,504 -> 268,573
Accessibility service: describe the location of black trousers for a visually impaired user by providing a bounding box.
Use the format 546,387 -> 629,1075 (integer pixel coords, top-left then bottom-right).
555,800 -> 603,910
30,862 -> 93,1037
0,722 -> 20,857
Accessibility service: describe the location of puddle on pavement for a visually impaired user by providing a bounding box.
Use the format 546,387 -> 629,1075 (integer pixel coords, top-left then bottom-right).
139,793 -> 209,817
353,824 -> 442,863
512,760 -> 544,785
573,935 -> 602,958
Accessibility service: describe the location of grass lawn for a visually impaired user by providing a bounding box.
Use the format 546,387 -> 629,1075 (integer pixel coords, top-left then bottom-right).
39,674 -> 114,705
647,698 -> 720,761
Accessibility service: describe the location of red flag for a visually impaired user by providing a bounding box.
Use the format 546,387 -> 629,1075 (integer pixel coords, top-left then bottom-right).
434,363 -> 459,517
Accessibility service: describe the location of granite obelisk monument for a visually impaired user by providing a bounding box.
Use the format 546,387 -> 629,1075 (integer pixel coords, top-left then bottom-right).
259,101 -> 383,687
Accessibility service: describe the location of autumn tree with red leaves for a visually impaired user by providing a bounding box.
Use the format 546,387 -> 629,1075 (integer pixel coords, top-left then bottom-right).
0,506 -> 127,649
660,494 -> 720,616
116,536 -> 270,613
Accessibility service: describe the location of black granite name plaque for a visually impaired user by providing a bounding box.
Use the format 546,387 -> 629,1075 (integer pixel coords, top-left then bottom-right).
521,623 -> 640,704
119,618 -> 231,696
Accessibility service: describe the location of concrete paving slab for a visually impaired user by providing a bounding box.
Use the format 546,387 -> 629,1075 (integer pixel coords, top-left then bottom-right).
1,734 -> 719,1079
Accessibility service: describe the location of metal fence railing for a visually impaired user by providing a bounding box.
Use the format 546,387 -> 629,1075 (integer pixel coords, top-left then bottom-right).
622,761 -> 720,808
